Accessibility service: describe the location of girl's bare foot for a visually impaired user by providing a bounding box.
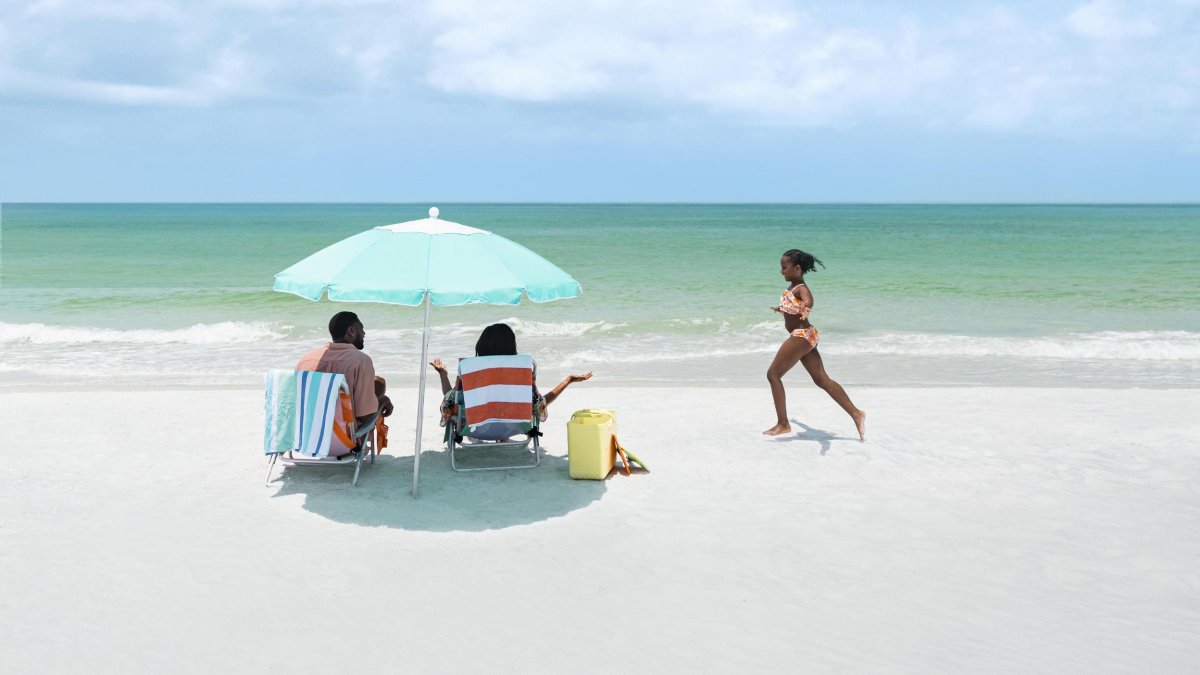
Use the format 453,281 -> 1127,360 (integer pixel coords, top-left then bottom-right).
763,423 -> 792,436
853,411 -> 866,441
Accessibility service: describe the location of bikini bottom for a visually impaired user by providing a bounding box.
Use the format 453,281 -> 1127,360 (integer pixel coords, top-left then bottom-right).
790,325 -> 819,348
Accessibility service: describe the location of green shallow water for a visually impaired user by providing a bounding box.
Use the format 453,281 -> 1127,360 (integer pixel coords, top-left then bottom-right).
1,203 -> 1198,387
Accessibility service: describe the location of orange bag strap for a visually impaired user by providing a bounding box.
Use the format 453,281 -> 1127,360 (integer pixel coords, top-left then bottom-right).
332,391 -> 354,449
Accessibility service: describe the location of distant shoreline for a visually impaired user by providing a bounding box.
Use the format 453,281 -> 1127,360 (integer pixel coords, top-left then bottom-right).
5,201 -> 1200,206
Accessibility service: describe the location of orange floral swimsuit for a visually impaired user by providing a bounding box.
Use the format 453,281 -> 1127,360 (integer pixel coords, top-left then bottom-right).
780,284 -> 820,348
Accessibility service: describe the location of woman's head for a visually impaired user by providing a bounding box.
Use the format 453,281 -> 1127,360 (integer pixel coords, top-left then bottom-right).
780,249 -> 824,280
475,323 -> 518,356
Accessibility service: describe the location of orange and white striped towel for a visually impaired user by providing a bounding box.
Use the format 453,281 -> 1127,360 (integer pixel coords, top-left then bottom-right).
459,354 -> 534,429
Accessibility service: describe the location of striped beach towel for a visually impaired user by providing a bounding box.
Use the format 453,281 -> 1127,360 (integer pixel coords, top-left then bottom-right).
459,354 -> 535,429
264,369 -> 354,458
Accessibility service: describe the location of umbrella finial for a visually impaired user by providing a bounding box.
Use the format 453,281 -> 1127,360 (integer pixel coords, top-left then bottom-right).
428,207 -> 440,219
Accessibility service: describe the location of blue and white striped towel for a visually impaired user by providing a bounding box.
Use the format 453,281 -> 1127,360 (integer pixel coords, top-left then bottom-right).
264,369 -> 347,458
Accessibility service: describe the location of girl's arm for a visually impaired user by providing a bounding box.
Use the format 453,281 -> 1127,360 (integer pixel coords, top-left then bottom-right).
544,372 -> 593,406
796,284 -> 814,320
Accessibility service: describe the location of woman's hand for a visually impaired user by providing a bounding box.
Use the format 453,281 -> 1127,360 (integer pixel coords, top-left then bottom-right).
429,358 -> 455,396
770,305 -> 783,313
545,371 -> 593,406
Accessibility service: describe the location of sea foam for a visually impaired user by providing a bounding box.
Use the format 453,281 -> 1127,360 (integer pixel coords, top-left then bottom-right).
0,321 -> 291,345
831,331 -> 1200,361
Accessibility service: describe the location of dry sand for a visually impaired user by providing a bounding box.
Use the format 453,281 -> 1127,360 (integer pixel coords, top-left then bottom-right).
2,386 -> 1198,673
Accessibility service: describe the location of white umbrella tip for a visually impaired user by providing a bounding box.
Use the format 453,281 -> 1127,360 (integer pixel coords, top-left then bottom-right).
428,207 -> 440,219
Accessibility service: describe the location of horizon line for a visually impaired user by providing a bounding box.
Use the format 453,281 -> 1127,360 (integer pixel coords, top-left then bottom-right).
3,200 -> 1199,207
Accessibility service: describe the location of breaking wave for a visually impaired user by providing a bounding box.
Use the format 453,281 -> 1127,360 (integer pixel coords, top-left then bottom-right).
832,331 -> 1200,361
0,321 -> 292,345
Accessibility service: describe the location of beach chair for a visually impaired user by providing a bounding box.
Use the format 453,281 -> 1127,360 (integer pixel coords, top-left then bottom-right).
263,369 -> 381,486
445,354 -> 542,471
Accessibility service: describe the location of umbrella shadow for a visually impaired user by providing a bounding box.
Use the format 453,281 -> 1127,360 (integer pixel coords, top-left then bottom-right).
269,447 -> 606,532
769,419 -> 853,456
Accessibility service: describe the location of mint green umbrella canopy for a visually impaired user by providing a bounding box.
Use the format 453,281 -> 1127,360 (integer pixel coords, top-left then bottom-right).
274,211 -> 581,305
273,208 -> 581,497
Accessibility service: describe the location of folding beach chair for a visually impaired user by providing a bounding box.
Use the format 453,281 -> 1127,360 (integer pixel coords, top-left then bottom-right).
444,354 -> 542,472
263,369 -> 382,486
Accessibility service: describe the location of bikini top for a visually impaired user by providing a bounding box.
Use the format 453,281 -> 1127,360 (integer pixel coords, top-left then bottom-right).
779,284 -> 806,315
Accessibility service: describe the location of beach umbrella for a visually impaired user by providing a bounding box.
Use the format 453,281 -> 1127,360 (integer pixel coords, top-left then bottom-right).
273,207 -> 581,496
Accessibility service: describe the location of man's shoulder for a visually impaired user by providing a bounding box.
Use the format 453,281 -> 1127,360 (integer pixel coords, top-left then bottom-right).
299,343 -> 331,359
295,343 -> 330,371
337,346 -> 373,366
295,342 -> 373,372
351,349 -> 375,371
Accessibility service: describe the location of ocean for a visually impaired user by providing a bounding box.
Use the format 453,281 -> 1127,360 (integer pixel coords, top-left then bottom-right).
1,203 -> 1197,388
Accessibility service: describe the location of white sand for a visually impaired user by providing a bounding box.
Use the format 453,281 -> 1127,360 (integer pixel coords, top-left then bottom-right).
2,386 -> 1198,673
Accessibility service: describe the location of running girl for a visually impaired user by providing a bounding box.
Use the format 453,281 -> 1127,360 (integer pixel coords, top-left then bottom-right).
764,249 -> 866,440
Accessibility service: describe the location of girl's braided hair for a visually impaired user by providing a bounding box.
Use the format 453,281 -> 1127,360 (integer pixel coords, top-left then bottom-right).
783,249 -> 825,274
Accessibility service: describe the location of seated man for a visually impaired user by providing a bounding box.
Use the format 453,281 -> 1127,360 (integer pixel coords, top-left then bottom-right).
296,311 -> 393,455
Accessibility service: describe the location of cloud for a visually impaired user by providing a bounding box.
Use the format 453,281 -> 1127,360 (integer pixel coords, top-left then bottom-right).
24,0 -> 188,23
0,26 -> 260,106
420,0 -> 1198,137
423,1 -> 952,126
0,0 -> 1197,141
1066,0 -> 1158,39
0,1 -> 389,106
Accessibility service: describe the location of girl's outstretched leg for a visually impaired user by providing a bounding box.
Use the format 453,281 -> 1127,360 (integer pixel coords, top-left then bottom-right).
764,336 -> 812,436
800,348 -> 866,440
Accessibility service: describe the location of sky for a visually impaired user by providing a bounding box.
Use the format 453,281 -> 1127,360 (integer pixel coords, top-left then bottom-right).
1,0 -> 1198,202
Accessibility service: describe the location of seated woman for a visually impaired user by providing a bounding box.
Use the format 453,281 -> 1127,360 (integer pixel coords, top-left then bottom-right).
429,323 -> 592,430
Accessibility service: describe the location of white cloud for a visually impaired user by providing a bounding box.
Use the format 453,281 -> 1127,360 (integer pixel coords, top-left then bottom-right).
1066,0 -> 1158,39
3,46 -> 255,105
420,0 -> 1198,137
0,1 -> 377,106
0,0 -> 1196,141
24,0 -> 188,23
423,1 -> 952,126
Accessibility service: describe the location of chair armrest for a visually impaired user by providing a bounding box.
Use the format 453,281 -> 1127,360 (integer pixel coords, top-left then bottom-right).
353,409 -> 383,441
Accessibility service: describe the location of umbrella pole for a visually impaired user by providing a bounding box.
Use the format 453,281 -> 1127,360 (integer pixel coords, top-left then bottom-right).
412,293 -> 431,497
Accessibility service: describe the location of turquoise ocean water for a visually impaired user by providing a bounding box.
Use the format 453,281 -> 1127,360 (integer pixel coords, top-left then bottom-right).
1,203 -> 1197,388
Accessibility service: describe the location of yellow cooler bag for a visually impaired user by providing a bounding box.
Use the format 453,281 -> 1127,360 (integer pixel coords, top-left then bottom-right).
567,409 -> 616,480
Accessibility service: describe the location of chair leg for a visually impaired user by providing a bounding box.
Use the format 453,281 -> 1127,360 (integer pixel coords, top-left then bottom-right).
265,454 -> 279,486
352,448 -> 364,486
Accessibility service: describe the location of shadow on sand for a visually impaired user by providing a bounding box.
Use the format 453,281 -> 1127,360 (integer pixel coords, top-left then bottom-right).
269,447 -> 606,532
770,419 -> 855,456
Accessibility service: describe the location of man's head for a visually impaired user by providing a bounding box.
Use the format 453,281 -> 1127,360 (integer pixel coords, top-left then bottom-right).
329,311 -> 365,350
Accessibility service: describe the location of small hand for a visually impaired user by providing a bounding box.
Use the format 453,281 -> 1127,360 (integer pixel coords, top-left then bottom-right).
798,306 -> 811,320
568,372 -> 593,383
770,306 -> 783,314
380,395 -> 394,417
429,358 -> 447,375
